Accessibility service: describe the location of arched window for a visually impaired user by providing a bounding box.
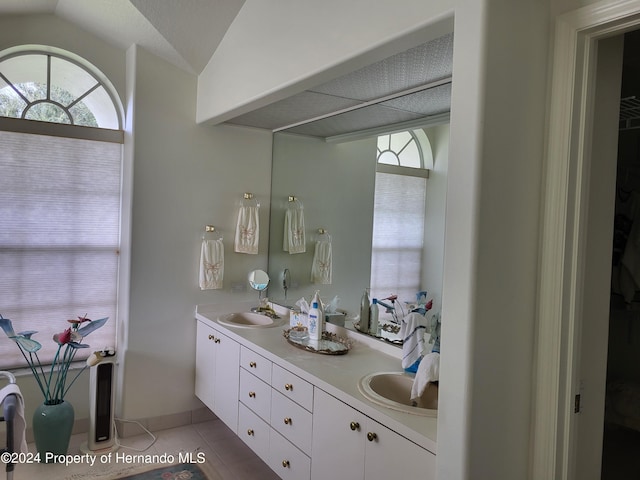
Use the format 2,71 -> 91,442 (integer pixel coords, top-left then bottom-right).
0,49 -> 121,129
0,47 -> 122,369
370,130 -> 431,315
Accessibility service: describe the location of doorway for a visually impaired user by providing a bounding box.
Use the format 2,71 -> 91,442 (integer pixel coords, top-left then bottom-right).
601,28 -> 640,480
533,3 -> 640,479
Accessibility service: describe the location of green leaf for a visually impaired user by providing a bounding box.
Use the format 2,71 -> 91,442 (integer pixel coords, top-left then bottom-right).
12,335 -> 42,352
0,317 -> 16,337
68,342 -> 90,349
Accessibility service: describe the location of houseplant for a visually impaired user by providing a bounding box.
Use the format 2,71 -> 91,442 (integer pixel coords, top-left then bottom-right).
0,314 -> 108,457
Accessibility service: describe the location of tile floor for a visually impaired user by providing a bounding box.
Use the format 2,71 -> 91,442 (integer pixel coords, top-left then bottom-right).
9,419 -> 280,480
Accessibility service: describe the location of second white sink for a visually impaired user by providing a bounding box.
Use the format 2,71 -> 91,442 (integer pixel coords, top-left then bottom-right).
218,312 -> 284,328
358,372 -> 438,417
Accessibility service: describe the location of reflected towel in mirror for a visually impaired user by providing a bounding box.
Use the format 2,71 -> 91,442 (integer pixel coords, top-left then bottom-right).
199,238 -> 224,290
235,205 -> 259,254
311,239 -> 332,284
283,205 -> 306,254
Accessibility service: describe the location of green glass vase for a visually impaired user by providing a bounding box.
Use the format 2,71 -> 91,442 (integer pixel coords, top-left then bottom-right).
32,400 -> 74,460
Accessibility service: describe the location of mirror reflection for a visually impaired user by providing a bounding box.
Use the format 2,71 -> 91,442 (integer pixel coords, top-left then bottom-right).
267,121 -> 449,345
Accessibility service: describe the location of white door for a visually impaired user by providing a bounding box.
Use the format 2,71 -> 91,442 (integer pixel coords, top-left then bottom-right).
574,34 -> 624,479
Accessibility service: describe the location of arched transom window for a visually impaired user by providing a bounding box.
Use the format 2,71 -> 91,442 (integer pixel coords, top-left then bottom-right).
0,51 -> 120,129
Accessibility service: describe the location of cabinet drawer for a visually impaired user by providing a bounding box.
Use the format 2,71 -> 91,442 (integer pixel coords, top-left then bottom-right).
240,346 -> 272,383
271,390 -> 313,455
239,367 -> 271,421
269,428 -> 310,480
238,403 -> 270,463
272,364 -> 313,411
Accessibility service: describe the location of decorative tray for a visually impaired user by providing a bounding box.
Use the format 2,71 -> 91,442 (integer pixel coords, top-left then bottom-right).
283,329 -> 352,355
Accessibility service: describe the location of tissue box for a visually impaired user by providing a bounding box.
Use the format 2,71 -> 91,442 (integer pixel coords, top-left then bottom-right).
325,312 -> 345,327
291,311 -> 308,329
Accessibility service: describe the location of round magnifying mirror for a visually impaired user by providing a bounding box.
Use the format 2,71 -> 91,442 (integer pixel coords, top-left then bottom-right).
248,269 -> 270,291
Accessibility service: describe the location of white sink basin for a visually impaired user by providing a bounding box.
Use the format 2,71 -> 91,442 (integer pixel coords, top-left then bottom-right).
218,312 -> 284,328
358,372 -> 438,417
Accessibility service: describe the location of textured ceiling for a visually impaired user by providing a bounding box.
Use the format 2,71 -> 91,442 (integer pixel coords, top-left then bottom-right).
224,33 -> 454,139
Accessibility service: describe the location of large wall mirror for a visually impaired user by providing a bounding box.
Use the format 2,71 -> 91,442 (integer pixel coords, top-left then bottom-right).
267,119 -> 449,343
223,30 -> 454,345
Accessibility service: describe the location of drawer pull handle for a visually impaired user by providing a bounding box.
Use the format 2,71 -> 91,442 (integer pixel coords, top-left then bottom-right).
285,383 -> 293,391
208,334 -> 215,341
367,432 -> 378,442
249,391 -> 256,398
350,421 -> 360,431
282,460 -> 290,468
214,338 -> 221,344
249,361 -> 257,368
284,417 -> 292,425
247,429 -> 254,436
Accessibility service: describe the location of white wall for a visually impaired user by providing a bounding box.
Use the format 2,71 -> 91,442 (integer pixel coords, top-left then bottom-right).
196,0 -> 455,123
121,46 -> 273,420
0,15 -> 274,428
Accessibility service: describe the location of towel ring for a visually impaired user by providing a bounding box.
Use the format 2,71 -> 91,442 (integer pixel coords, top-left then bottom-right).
288,196 -> 304,208
317,228 -> 331,241
202,225 -> 223,240
242,192 -> 260,207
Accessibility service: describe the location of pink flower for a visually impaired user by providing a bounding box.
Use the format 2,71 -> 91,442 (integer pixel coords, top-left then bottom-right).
67,315 -> 91,325
53,328 -> 72,345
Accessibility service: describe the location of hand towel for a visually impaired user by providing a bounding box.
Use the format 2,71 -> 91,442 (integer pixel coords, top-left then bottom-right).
283,206 -> 306,254
234,205 -> 259,254
411,352 -> 440,402
0,383 -> 28,454
400,312 -> 427,370
199,238 -> 224,290
311,239 -> 332,284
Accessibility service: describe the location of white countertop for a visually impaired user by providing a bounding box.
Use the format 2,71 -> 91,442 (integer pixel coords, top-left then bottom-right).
195,302 -> 437,454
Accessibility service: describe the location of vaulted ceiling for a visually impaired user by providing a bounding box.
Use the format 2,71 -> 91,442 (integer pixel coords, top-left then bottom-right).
0,0 -> 245,75
0,1 -> 453,138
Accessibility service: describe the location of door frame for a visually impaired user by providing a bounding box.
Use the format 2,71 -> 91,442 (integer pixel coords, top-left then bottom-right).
534,1 -> 640,479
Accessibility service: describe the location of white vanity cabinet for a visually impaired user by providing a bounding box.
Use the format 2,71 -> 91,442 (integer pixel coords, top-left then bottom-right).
311,388 -> 436,480
238,346 -> 313,480
194,320 -> 240,433
195,308 -> 437,480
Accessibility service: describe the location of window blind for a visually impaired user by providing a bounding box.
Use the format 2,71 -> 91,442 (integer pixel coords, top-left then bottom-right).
0,130 -> 120,368
370,171 -> 426,315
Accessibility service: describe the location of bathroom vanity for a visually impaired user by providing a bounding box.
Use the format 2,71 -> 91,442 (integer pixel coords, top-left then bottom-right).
195,302 -> 436,480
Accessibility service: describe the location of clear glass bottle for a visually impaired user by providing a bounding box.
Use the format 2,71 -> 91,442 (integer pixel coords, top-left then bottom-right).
360,288 -> 370,331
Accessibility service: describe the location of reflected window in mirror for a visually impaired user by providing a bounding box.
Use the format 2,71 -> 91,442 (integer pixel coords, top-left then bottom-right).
370,130 -> 431,321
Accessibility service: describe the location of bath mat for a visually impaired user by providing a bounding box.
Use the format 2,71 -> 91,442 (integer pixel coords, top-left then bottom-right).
116,463 -> 209,480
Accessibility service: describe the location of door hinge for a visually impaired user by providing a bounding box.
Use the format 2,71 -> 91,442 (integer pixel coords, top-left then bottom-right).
574,394 -> 581,413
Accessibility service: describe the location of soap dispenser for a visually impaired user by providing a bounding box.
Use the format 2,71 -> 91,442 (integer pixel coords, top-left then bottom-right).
308,304 -> 321,342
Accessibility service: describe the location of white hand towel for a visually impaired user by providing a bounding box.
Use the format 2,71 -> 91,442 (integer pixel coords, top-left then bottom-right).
400,312 -> 427,369
199,239 -> 224,290
0,383 -> 28,454
283,206 -> 306,254
411,352 -> 440,402
234,205 -> 259,254
311,240 -> 332,284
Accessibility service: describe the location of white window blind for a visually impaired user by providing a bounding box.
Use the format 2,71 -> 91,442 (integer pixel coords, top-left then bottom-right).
369,171 -> 426,313
0,130 -> 120,368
